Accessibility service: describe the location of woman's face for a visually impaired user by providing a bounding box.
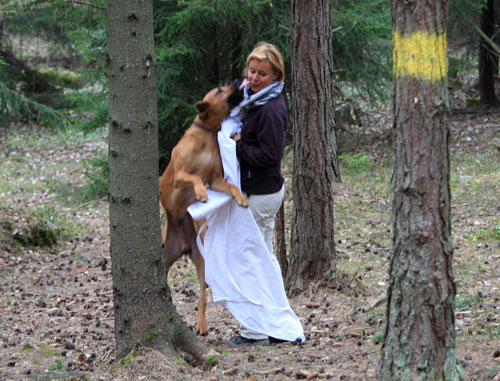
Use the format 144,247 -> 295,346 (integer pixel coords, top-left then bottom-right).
247,59 -> 278,93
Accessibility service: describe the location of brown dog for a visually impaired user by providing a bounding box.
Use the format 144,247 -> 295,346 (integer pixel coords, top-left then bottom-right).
159,80 -> 248,335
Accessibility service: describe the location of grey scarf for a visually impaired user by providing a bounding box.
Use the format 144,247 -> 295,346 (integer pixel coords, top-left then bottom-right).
238,81 -> 284,112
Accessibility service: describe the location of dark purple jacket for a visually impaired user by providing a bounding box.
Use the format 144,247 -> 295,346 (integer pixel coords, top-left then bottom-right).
236,94 -> 287,195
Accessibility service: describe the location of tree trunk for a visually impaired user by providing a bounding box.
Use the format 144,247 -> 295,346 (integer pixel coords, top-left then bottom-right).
106,0 -> 208,361
479,0 -> 499,106
286,0 -> 336,295
379,1 -> 463,379
274,201 -> 288,279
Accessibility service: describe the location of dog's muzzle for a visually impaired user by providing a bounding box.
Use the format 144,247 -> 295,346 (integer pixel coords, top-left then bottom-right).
228,79 -> 244,108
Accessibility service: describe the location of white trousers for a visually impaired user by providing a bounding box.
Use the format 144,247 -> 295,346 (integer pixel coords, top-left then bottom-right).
240,185 -> 285,340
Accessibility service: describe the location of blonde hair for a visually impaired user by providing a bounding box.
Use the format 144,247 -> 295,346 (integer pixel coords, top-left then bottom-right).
245,42 -> 285,82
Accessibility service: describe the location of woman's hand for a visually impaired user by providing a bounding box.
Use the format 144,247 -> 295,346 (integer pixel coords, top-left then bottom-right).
231,133 -> 241,142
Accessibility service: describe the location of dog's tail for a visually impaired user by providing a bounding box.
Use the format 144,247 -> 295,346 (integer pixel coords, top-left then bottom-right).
165,210 -> 194,257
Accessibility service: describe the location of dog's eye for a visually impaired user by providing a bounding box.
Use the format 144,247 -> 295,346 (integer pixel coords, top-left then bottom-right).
217,87 -> 223,94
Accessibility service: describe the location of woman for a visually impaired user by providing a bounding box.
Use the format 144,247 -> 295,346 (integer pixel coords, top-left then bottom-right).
232,41 -> 287,259
229,42 -> 292,346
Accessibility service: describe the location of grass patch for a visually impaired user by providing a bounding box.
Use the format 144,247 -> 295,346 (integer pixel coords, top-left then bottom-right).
172,356 -> 186,365
339,152 -> 374,174
450,151 -> 500,208
370,331 -> 384,344
12,215 -> 59,248
203,355 -> 219,370
120,350 -> 139,366
48,359 -> 64,371
39,344 -> 60,357
455,293 -> 484,311
31,205 -> 80,241
144,331 -> 158,340
469,226 -> 500,242
45,155 -> 108,206
78,154 -> 109,202
455,295 -> 471,310
20,343 -> 35,353
451,152 -> 500,176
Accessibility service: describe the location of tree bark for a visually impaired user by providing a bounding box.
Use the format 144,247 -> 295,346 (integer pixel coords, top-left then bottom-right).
379,1 -> 463,379
479,0 -> 499,106
274,201 -> 288,279
286,0 -> 336,295
106,0 -> 208,361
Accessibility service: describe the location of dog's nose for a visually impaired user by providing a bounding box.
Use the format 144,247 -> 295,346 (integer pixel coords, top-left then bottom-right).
228,79 -> 244,107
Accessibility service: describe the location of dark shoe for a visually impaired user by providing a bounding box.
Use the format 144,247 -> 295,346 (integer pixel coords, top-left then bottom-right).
269,337 -> 287,344
270,337 -> 303,345
229,335 -> 270,348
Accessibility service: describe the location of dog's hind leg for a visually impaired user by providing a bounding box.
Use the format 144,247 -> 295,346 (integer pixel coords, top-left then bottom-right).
189,217 -> 208,335
191,242 -> 207,336
163,211 -> 184,278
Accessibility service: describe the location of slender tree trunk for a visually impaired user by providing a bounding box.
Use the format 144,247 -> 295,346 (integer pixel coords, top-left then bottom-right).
286,0 -> 336,295
274,202 -> 288,279
106,0 -> 208,361
379,1 -> 462,379
479,0 -> 499,106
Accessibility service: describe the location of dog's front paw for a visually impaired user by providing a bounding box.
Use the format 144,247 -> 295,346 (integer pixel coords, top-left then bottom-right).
237,196 -> 249,208
194,187 -> 208,203
196,194 -> 208,203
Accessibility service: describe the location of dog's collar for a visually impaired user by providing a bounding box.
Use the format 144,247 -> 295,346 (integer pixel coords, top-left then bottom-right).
193,120 -> 217,133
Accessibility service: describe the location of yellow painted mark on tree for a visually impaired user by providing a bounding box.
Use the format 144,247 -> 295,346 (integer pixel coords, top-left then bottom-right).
393,31 -> 447,81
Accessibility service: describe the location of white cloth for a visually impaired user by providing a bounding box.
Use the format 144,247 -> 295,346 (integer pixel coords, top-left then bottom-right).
187,111 -> 305,342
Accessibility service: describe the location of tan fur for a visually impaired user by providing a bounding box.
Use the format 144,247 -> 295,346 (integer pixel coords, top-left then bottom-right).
159,82 -> 248,335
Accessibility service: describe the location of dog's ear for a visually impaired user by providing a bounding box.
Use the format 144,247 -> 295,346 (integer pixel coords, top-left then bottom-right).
195,101 -> 210,120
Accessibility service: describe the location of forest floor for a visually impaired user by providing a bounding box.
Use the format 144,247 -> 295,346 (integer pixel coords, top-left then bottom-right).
0,108 -> 499,381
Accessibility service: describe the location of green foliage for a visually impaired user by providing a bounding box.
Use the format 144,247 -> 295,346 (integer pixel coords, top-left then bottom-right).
80,154 -> 109,201
48,359 -> 63,371
31,204 -> 80,240
0,82 -> 69,128
144,331 -> 158,340
172,356 -> 186,364
0,0 -> 107,130
61,6 -> 108,133
120,350 -> 139,366
455,294 -> 471,310
20,343 -> 35,353
332,0 -> 392,102
449,0 -> 488,26
203,354 -> 219,370
371,331 -> 384,344
446,0 -> 490,84
39,343 -> 60,357
339,152 -> 374,174
49,153 -> 109,206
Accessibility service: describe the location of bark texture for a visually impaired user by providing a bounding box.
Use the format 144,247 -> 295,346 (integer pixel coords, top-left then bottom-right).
286,0 -> 336,295
106,0 -> 207,361
379,1 -> 462,380
479,0 -> 499,106
274,202 -> 288,279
